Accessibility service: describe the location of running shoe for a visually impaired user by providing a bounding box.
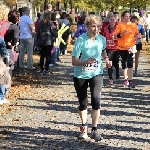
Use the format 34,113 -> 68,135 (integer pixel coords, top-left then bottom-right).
79,126 -> 88,139
40,70 -> 44,75
128,82 -> 135,89
109,79 -> 113,85
44,70 -> 53,75
49,64 -> 54,67
123,80 -> 129,87
44,70 -> 51,75
90,130 -> 103,142
134,71 -> 138,77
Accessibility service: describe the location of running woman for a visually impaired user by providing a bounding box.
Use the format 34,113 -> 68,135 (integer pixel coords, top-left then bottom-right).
114,11 -> 139,88
103,15 -> 119,85
72,15 -> 110,141
130,16 -> 145,76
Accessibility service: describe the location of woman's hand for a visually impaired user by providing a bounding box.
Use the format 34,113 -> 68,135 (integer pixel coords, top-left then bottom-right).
87,57 -> 96,64
105,57 -> 111,68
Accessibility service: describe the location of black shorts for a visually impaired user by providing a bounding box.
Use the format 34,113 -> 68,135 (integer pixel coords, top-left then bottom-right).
136,43 -> 142,51
119,50 -> 133,69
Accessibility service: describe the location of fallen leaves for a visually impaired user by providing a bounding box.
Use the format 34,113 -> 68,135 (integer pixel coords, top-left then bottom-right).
0,49 -> 75,116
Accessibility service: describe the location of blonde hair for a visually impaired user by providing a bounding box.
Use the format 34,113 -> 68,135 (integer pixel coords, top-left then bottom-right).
43,10 -> 51,23
0,5 -> 9,21
85,15 -> 102,26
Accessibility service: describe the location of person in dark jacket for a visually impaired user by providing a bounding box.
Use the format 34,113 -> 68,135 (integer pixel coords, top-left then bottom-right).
74,12 -> 87,38
37,10 -> 58,74
4,13 -> 20,77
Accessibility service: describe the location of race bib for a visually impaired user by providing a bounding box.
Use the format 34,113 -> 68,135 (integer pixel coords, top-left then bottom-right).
106,40 -> 115,46
82,60 -> 98,71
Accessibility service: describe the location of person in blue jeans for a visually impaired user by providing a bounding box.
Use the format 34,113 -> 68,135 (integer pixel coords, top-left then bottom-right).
0,36 -> 11,104
146,29 -> 150,43
50,46 -> 58,66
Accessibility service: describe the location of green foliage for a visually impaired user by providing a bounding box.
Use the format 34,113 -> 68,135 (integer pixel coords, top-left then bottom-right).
3,0 -> 150,13
3,0 -> 16,8
72,0 -> 150,12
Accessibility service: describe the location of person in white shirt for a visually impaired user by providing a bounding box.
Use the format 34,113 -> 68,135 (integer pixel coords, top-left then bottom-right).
19,6 -> 35,69
144,14 -> 150,43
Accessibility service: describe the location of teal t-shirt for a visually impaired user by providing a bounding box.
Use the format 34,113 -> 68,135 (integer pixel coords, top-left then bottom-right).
72,33 -> 106,79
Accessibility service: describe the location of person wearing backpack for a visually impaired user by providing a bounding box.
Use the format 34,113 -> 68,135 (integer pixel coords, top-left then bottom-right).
37,10 -> 58,74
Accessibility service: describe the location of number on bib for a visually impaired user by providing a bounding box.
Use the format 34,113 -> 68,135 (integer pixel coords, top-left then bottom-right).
106,40 -> 115,46
82,60 -> 98,71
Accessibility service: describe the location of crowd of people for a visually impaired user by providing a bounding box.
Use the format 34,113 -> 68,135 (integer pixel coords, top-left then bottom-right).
0,3 -> 149,141
72,10 -> 149,141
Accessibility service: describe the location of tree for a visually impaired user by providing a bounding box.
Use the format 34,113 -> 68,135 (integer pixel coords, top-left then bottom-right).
3,0 -> 16,8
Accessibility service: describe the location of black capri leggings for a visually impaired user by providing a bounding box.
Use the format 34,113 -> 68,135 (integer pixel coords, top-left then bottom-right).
73,75 -> 103,111
119,50 -> 133,69
106,50 -> 119,79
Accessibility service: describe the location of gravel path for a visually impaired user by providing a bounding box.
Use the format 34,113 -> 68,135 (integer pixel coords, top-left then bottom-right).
0,54 -> 150,150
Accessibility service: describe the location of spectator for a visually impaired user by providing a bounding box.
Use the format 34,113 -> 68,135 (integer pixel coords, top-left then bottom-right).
0,36 -> 11,105
50,12 -> 59,66
4,12 -> 20,77
19,6 -> 35,69
34,12 -> 41,51
0,5 -> 11,38
37,11 -> 58,74
41,4 -> 53,20
35,13 -> 41,32
59,12 -> 70,55
144,14 -> 150,43
68,8 -> 76,25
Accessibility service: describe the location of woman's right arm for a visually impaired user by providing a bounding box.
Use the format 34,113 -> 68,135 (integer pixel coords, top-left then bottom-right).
72,56 -> 87,66
72,37 -> 96,66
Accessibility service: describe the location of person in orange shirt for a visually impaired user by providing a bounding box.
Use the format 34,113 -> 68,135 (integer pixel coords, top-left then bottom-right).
114,11 -> 139,88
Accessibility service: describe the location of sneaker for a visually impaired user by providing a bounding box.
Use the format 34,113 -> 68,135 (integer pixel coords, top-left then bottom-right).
123,80 -> 129,87
134,71 -> 138,77
44,70 -> 52,75
128,82 -> 135,89
57,59 -> 61,62
90,130 -> 103,142
49,64 -> 54,67
109,79 -> 113,85
40,70 -> 44,75
28,67 -> 35,70
79,126 -> 88,139
24,66 -> 27,69
0,98 -> 9,105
